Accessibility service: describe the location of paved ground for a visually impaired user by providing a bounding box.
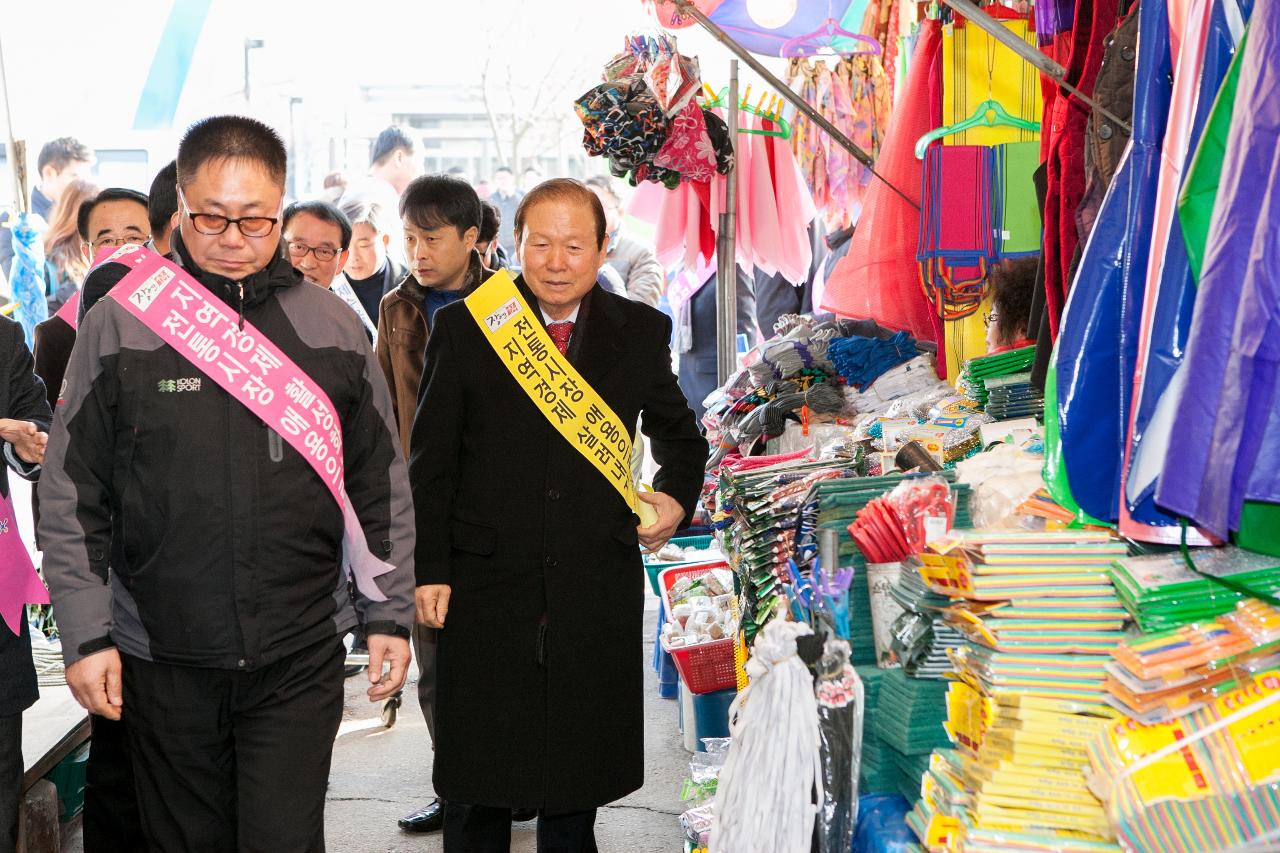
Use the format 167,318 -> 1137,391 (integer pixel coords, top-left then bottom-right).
60,596 -> 688,852
324,596 -> 689,852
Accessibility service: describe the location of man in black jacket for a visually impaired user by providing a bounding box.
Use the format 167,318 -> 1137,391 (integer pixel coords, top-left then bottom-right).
41,116 -> 415,852
0,315 -> 52,853
411,179 -> 706,852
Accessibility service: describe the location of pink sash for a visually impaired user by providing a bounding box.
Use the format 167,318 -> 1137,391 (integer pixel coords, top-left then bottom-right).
100,245 -> 393,601
0,490 -> 46,636
55,291 -> 80,331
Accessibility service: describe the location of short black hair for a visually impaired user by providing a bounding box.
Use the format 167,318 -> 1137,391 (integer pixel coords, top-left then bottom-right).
515,178 -> 607,249
38,137 -> 92,174
989,256 -> 1039,345
399,174 -> 481,238
148,160 -> 178,236
282,200 -> 352,250
76,188 -> 149,242
370,126 -> 415,167
478,200 -> 501,243
176,115 -> 286,189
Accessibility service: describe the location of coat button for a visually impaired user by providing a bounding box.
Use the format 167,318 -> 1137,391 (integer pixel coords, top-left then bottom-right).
1121,46 -> 1135,61
544,556 -> 557,569
237,659 -> 247,669
1099,125 -> 1114,140
547,488 -> 561,501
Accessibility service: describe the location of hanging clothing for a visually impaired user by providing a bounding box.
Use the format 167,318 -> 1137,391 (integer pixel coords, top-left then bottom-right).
1041,0 -> 1124,336
1156,0 -> 1280,536
1054,0 -> 1173,522
821,20 -> 942,347
1076,2 -> 1141,244
1122,0 -> 1251,541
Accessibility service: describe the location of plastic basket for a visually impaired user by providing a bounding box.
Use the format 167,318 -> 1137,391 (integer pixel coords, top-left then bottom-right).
644,535 -> 722,595
658,564 -> 738,695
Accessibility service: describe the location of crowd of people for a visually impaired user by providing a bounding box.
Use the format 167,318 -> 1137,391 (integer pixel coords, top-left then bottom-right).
0,114 -> 1046,853
0,116 -> 707,853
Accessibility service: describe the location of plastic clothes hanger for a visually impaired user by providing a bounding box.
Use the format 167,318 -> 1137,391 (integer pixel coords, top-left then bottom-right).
779,1 -> 882,57
913,98 -> 1040,158
702,86 -> 793,139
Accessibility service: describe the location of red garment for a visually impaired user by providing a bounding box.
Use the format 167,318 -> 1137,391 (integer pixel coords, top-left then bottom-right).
1041,0 -> 1121,335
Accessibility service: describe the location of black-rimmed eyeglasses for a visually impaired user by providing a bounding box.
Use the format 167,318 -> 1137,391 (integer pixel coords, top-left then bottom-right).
286,241 -> 342,262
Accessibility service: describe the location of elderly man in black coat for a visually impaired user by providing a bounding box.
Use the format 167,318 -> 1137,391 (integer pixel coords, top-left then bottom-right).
0,315 -> 53,851
410,179 -> 707,853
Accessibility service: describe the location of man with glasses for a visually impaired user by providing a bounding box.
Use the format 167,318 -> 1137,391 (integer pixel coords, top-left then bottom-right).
42,115 -> 415,851
282,200 -> 351,290
35,188 -> 150,411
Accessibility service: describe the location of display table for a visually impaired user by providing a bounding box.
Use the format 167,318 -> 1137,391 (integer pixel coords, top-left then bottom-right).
22,685 -> 89,788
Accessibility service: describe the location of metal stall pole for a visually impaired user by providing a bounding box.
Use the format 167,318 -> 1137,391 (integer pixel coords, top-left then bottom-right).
716,60 -> 740,386
674,0 -> 920,211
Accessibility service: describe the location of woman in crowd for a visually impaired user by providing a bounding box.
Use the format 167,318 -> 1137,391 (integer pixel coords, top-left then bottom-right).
41,178 -> 99,312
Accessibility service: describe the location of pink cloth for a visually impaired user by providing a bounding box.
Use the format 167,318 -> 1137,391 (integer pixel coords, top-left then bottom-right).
0,490 -> 46,636
655,100 -> 718,182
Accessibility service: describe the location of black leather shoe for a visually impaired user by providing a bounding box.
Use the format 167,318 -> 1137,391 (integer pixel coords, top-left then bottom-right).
398,799 -> 445,833
511,808 -> 538,822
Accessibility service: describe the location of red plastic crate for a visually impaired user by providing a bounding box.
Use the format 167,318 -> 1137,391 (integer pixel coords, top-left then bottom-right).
658,564 -> 738,695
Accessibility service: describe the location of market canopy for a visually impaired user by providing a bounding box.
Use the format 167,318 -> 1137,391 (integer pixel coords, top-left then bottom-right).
652,0 -> 877,56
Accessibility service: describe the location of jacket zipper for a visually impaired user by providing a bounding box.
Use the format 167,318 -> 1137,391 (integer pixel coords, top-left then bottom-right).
237,283 -> 246,330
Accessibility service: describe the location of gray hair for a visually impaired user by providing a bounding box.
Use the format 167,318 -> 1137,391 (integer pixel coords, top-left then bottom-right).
338,194 -> 391,236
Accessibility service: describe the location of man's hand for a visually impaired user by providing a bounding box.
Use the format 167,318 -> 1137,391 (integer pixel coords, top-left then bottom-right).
0,418 -> 48,465
415,585 -> 451,629
636,490 -> 685,553
366,634 -> 411,702
65,648 -> 123,720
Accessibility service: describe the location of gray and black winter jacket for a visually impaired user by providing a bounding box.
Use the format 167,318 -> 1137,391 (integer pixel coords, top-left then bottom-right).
41,237 -> 415,669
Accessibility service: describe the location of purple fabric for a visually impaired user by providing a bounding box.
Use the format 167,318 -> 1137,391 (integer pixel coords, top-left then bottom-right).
1037,0 -> 1080,43
1156,0 -> 1280,536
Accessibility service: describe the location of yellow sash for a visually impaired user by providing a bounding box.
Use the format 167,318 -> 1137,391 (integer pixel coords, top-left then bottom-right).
464,271 -> 658,527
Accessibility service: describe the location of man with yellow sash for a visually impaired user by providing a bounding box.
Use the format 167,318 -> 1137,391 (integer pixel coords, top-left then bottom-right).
410,178 -> 707,852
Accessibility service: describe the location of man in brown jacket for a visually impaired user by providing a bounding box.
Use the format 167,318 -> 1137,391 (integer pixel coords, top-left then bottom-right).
375,173 -> 500,836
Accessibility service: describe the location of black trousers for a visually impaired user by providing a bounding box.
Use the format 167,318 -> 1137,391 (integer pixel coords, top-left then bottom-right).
443,802 -> 598,853
121,636 -> 345,853
83,714 -> 145,852
0,714 -> 20,853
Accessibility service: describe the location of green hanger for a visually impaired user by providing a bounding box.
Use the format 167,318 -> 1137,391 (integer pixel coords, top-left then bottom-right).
913,98 -> 1040,158
703,86 -> 793,140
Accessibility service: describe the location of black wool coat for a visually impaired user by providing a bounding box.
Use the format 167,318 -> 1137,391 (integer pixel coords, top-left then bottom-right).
409,278 -> 707,811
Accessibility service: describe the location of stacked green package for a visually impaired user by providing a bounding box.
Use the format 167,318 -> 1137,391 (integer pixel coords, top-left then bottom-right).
890,750 -> 934,801
874,669 -> 951,757
957,345 -> 1036,406
1109,547 -> 1280,632
855,665 -> 900,794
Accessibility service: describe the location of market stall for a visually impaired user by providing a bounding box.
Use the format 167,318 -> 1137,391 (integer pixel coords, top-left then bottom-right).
580,0 -> 1280,848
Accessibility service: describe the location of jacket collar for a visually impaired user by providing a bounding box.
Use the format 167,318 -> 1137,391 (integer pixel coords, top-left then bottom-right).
513,275 -> 626,386
393,248 -> 488,309
171,227 -> 301,311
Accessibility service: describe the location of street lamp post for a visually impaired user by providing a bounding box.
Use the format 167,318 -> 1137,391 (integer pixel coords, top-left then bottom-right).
243,38 -> 264,103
